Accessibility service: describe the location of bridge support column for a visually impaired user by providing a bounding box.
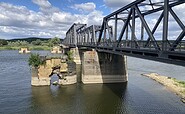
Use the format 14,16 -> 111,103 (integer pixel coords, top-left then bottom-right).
31,58 -> 77,86
31,66 -> 52,86
70,47 -> 81,64
82,50 -> 128,84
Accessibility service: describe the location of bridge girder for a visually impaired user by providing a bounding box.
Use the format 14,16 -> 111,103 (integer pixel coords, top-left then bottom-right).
63,0 -> 185,66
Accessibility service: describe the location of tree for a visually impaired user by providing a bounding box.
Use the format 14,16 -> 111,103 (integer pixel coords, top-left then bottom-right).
32,39 -> 42,45
20,41 -> 29,46
0,39 -> 8,46
49,37 -> 61,46
8,40 -> 29,46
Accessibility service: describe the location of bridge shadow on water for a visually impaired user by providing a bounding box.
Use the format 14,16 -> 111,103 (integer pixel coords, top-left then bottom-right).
30,82 -> 128,114
30,77 -> 185,113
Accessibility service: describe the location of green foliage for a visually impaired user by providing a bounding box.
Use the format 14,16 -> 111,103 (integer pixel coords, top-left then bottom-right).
0,46 -> 19,50
177,81 -> 185,87
172,78 -> 185,88
0,39 -> 8,46
7,37 -> 50,43
0,37 -> 63,50
28,53 -> 45,68
31,39 -> 42,45
8,40 -> 29,46
29,46 -> 50,50
67,51 -> 74,61
48,37 -> 61,47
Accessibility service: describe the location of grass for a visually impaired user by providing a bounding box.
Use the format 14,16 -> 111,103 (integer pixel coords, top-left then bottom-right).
29,46 -> 51,50
172,78 -> 185,88
177,81 -> 185,88
0,46 -> 19,50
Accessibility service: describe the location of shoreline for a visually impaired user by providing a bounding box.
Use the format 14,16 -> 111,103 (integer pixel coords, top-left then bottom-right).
141,73 -> 185,103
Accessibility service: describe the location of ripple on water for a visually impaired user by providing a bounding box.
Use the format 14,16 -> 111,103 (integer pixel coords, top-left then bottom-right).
0,51 -> 185,114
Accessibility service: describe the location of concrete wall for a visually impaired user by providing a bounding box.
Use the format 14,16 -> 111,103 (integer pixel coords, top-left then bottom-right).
31,58 -> 77,86
70,47 -> 81,64
31,67 -> 51,86
51,46 -> 62,54
19,48 -> 30,53
82,50 -> 128,84
58,75 -> 77,85
31,48 -> 128,86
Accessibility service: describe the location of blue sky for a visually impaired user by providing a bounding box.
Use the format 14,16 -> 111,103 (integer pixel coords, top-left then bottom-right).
0,0 -> 123,39
1,0 -> 109,15
0,0 -> 184,39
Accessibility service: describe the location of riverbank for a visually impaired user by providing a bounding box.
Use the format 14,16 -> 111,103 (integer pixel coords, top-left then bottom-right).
142,73 -> 185,103
0,45 -> 51,50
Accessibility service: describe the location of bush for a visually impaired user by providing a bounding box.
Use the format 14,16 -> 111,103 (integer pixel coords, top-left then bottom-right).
31,39 -> 42,45
0,39 -> 8,46
28,53 -> 45,68
48,37 -> 61,47
67,51 -> 74,61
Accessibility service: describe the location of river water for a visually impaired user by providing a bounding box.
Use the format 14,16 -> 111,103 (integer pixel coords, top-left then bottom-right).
0,50 -> 184,114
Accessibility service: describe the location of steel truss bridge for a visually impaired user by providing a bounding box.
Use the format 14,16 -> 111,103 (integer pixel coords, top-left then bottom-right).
63,0 -> 185,66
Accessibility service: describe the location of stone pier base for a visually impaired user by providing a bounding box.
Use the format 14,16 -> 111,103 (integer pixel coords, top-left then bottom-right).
82,75 -> 127,84
31,77 -> 51,86
31,58 -> 77,86
58,75 -> 77,85
82,50 -> 128,84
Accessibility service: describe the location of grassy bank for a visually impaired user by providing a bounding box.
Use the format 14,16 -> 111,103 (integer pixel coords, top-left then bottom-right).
29,46 -> 51,50
172,78 -> 185,94
0,45 -> 51,50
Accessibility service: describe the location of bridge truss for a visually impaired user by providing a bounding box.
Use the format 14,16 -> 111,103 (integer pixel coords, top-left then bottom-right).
63,0 -> 185,66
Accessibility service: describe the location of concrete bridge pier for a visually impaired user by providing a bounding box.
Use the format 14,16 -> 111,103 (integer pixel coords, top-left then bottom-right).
82,50 -> 128,84
70,47 -> 81,64
31,58 -> 77,86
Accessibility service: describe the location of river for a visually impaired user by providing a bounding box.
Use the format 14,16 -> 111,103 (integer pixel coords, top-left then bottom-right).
0,50 -> 184,114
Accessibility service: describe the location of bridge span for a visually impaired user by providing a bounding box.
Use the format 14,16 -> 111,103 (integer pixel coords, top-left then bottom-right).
63,0 -> 185,66
62,0 -> 185,84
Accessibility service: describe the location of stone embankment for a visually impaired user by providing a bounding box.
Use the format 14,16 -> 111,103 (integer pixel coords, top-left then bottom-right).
141,73 -> 185,103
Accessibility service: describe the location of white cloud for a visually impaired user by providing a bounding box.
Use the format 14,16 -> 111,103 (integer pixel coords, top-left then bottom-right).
104,0 -> 134,8
1,0 -> 183,40
0,1 -> 104,39
32,0 -> 51,8
86,10 -> 104,25
51,12 -> 77,24
32,0 -> 59,15
103,0 -> 185,40
72,2 -> 96,13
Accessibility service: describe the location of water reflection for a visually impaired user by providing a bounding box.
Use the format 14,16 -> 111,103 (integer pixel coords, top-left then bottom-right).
31,83 -> 128,114
1,50 -> 185,114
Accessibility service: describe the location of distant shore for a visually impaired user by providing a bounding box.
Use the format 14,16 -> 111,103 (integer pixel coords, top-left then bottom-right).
142,73 -> 185,103
0,46 -> 51,50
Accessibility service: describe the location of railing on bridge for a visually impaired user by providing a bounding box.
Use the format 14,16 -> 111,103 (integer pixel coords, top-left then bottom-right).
63,0 -> 185,65
77,40 -> 185,52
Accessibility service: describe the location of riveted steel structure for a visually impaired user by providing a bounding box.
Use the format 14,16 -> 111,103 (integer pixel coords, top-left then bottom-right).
63,24 -> 107,46
63,0 -> 185,66
76,25 -> 103,45
63,23 -> 87,47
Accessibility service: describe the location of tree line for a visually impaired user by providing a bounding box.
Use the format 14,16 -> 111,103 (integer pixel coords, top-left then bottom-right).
0,37 -> 62,47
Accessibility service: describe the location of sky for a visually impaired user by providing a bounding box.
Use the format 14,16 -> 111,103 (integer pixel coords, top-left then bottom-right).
0,0 -> 135,39
0,0 -> 184,40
